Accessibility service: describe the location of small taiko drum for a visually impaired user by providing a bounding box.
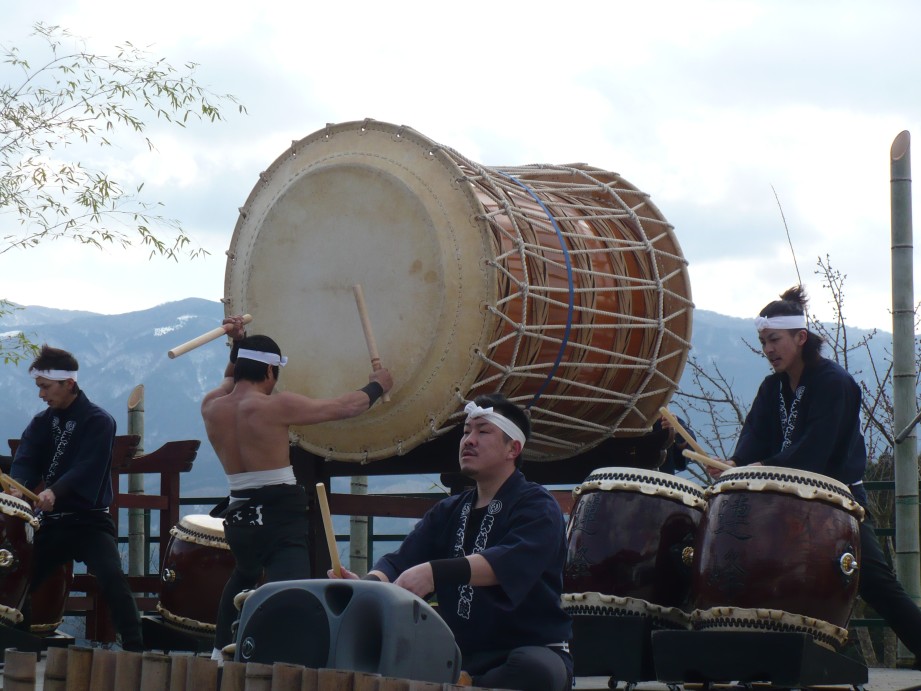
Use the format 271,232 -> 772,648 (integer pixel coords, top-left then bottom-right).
157,514 -> 235,634
563,467 -> 706,627
30,560 -> 74,635
224,119 -> 693,463
0,494 -> 38,626
689,466 -> 864,650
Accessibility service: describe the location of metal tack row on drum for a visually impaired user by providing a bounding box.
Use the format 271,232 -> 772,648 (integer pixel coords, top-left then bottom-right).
563,465 -> 865,651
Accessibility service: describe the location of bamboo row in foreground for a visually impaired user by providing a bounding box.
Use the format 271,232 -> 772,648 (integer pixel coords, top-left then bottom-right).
2,646 -> 483,691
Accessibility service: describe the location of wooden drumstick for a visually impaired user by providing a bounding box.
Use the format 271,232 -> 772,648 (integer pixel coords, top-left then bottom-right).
0,471 -> 40,504
315,483 -> 342,577
682,449 -> 734,472
167,314 -> 253,359
352,284 -> 390,403
659,407 -> 710,457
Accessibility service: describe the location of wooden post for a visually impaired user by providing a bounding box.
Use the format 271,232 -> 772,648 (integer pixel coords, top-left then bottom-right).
127,384 -> 146,578
353,671 -> 382,691
140,651 -> 172,691
186,655 -> 219,690
168,652 -> 193,691
43,647 -> 69,691
299,667 -> 318,691
88,648 -> 118,691
3,649 -> 37,691
113,650 -> 144,690
220,661 -> 246,691
376,677 -> 411,691
269,662 -> 303,690
243,661 -> 273,691
318,668 -> 354,691
64,646 -> 94,691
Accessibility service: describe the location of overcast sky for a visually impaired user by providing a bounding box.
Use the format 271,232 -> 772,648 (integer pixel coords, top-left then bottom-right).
3,0 -> 921,332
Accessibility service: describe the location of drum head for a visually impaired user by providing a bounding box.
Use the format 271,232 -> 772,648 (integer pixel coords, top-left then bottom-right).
177,514 -> 227,540
226,122 -> 493,461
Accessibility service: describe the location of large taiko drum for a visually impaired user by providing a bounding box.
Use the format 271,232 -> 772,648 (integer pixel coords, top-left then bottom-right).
689,466 -> 864,650
157,514 -> 236,634
224,119 -> 693,462
0,494 -> 38,626
30,560 -> 74,635
563,467 -> 706,628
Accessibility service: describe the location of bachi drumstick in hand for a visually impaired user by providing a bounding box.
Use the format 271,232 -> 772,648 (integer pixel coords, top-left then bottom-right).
352,284 -> 390,403
315,483 -> 342,577
168,314 -> 253,359
682,449 -> 734,472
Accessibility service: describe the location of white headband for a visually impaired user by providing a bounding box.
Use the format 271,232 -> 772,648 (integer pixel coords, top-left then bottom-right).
30,369 -> 78,382
463,402 -> 527,447
237,348 -> 288,367
754,315 -> 808,332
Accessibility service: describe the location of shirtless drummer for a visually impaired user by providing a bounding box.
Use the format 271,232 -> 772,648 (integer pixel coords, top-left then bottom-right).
201,315 -> 393,660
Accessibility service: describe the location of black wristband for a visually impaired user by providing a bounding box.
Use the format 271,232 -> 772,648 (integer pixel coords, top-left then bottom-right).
359,381 -> 384,407
362,573 -> 382,582
430,557 -> 471,587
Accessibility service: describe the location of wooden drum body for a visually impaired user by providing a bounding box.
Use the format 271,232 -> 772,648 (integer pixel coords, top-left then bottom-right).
157,514 -> 235,634
564,468 -> 706,627
689,466 -> 864,649
30,560 -> 74,635
224,119 -> 693,462
0,494 -> 38,626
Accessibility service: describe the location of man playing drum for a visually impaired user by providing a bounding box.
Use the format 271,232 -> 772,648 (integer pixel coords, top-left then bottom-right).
709,286 -> 921,666
330,393 -> 573,691
201,315 -> 393,661
7,345 -> 144,651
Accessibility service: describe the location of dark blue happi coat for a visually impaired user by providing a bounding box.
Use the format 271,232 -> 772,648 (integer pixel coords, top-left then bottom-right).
732,357 -> 867,503
11,391 -> 116,511
374,469 -> 572,654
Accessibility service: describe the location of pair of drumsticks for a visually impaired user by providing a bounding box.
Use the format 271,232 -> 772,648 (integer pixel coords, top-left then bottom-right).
658,407 -> 732,472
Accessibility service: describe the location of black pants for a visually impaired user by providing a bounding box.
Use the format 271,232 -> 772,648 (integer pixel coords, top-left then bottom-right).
464,645 -> 572,691
29,511 -> 143,650
858,518 -> 921,659
213,485 -> 312,650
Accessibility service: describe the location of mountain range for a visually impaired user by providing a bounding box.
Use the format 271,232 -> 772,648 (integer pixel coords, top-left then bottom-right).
0,298 -> 895,500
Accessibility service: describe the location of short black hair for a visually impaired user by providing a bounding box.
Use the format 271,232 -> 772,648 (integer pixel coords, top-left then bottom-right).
30,345 -> 80,393
232,335 -> 283,383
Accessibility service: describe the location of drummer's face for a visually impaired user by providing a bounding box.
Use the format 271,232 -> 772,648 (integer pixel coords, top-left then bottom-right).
758,328 -> 806,374
35,377 -> 77,410
459,418 -> 517,478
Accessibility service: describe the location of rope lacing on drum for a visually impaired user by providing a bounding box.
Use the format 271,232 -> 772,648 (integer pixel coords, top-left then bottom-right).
692,613 -> 843,650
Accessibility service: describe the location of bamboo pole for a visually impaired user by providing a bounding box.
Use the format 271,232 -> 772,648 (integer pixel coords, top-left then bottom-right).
185,655 -> 219,690
269,662 -> 303,690
244,662 -> 273,691
220,661 -> 246,691
140,651 -> 172,691
318,668 -> 354,691
891,129 -> 921,665
168,652 -> 193,691
350,475 -> 370,575
353,671 -> 382,691
299,667 -> 318,691
127,384 -> 146,577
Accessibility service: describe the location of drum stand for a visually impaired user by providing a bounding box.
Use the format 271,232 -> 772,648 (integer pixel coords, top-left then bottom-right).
0,624 -> 73,663
651,630 -> 868,690
140,614 -> 214,654
571,614 -> 681,690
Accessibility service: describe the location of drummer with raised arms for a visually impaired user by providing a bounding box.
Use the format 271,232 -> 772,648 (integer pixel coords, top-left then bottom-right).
710,286 -> 921,667
201,315 -> 393,662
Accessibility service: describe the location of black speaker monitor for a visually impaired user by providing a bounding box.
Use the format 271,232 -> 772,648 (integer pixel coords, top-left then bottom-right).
234,579 -> 461,684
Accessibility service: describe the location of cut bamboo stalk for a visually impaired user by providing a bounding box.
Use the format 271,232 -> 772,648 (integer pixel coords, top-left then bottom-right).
3,648 -> 37,691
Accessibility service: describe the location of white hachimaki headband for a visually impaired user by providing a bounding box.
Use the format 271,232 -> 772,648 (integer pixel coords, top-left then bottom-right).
464,401 -> 527,447
30,369 -> 78,382
237,348 -> 288,367
754,315 -> 808,332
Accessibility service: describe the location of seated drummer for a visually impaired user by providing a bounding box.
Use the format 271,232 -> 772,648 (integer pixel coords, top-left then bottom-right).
710,286 -> 921,666
201,315 -> 393,661
7,345 -> 144,651
330,393 -> 573,691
